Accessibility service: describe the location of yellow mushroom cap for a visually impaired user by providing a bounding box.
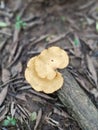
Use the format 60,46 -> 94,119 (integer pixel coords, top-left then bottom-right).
35,46 -> 69,80
25,57 -> 63,93
25,46 -> 69,94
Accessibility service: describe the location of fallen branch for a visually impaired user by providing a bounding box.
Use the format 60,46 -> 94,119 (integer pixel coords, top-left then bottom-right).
57,69 -> 98,130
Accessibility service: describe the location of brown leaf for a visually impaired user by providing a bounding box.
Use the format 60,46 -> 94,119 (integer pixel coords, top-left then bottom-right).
11,62 -> 23,75
2,68 -> 10,82
0,106 -> 9,121
53,107 -> 70,119
0,86 -> 8,106
15,92 -> 27,101
86,55 -> 97,86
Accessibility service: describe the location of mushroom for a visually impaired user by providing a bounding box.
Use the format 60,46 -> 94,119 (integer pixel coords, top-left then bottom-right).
25,46 -> 69,93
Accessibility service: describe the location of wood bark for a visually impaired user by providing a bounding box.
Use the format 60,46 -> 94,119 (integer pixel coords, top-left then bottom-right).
57,69 -> 98,130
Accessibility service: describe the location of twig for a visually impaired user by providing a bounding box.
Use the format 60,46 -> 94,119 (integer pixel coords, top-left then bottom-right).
0,10 -> 13,18
28,89 -> 55,101
0,30 -> 12,36
0,38 -> 9,51
8,41 -> 19,63
83,34 -> 98,39
0,106 -> 9,121
31,34 -> 49,45
47,32 -> 69,45
0,76 -> 24,88
78,1 -> 95,10
17,104 -> 30,118
34,109 -> 42,130
7,45 -> 23,68
24,20 -> 43,30
22,15 -> 40,22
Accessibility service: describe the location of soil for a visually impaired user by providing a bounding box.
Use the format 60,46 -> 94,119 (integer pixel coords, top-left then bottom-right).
0,0 -> 98,130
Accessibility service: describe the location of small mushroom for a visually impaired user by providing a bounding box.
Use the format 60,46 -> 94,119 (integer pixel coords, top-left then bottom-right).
25,46 -> 69,93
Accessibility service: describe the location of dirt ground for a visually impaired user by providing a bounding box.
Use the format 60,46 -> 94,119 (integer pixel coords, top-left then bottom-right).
0,0 -> 98,130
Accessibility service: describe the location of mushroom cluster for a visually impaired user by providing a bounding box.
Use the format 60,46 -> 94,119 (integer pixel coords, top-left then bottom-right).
25,46 -> 69,93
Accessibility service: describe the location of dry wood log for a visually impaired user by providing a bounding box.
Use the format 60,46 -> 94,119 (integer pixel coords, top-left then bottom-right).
57,69 -> 98,130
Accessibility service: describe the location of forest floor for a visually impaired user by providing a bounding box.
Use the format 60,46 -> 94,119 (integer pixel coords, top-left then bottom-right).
0,0 -> 98,130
